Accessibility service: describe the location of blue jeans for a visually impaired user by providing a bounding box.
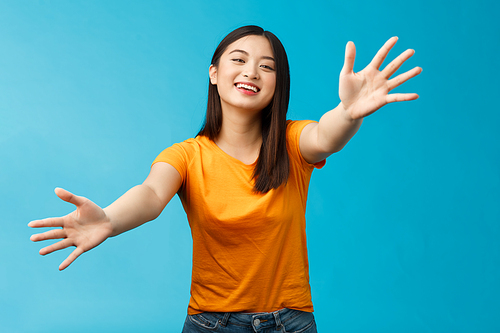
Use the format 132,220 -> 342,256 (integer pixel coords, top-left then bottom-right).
182,308 -> 317,333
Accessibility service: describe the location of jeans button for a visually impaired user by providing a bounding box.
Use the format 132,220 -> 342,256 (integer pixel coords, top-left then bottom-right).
253,318 -> 261,326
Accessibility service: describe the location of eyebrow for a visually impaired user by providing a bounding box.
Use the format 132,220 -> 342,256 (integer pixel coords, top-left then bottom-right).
228,49 -> 275,62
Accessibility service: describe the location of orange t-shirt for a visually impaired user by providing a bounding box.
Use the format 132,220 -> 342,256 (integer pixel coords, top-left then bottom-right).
153,120 -> 325,315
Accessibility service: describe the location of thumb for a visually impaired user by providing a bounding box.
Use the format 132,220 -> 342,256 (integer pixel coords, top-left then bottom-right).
54,188 -> 87,207
341,41 -> 356,75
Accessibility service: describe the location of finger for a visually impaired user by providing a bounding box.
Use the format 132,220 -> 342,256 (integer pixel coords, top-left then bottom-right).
387,66 -> 422,90
28,217 -> 64,228
59,247 -> 84,271
54,188 -> 86,207
386,93 -> 419,104
39,238 -> 73,256
30,228 -> 66,242
341,41 -> 356,75
369,36 -> 398,70
381,49 -> 415,79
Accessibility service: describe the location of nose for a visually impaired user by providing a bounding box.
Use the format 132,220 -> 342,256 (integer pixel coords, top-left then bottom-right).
242,63 -> 259,80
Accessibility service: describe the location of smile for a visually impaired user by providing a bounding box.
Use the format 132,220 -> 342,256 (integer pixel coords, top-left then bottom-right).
235,83 -> 260,93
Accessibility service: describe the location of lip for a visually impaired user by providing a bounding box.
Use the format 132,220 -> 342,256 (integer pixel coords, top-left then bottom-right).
234,81 -> 261,93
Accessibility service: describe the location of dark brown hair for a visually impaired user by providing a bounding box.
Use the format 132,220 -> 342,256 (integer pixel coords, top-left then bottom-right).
197,25 -> 290,193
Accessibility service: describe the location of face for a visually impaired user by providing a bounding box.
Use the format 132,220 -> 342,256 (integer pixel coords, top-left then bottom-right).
209,35 -> 277,115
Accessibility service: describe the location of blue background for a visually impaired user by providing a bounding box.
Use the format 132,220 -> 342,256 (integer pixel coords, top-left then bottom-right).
1,1 -> 499,332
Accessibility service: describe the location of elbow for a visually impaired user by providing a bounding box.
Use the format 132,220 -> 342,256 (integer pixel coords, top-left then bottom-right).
316,137 -> 344,156
331,142 -> 348,154
140,184 -> 166,218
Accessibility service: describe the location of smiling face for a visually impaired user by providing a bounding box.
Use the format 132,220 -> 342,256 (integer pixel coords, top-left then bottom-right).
209,35 -> 277,115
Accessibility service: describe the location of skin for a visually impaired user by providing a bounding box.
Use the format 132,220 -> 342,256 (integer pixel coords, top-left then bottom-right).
209,35 -> 277,165
29,35 -> 421,270
301,37 -> 422,163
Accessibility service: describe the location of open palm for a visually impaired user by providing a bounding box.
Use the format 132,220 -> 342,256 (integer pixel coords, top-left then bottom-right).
339,37 -> 422,120
29,188 -> 113,271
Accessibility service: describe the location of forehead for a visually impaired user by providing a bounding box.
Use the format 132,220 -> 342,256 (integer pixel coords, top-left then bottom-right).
223,35 -> 274,58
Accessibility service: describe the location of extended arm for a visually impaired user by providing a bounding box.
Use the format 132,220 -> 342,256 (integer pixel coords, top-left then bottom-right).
29,162 -> 181,270
300,37 -> 422,164
105,162 -> 182,236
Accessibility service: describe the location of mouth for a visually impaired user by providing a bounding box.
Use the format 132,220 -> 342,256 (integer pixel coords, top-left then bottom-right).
235,82 -> 260,94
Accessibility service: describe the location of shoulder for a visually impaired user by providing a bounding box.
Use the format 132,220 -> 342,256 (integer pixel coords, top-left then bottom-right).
154,136 -> 208,159
286,120 -> 318,139
152,136 -> 212,180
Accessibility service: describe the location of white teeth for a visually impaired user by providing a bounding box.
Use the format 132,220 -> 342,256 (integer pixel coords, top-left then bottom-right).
236,83 -> 258,93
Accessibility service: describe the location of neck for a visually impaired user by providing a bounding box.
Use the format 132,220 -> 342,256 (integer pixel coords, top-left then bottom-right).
217,109 -> 262,146
215,106 -> 263,164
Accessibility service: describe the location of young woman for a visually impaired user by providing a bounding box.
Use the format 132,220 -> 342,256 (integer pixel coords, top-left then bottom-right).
29,25 -> 421,332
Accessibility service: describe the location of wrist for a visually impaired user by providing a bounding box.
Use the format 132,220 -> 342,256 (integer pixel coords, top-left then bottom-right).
338,102 -> 357,122
102,208 -> 118,237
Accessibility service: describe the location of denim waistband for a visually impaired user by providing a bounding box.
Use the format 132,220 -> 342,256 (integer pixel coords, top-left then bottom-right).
203,308 -> 306,330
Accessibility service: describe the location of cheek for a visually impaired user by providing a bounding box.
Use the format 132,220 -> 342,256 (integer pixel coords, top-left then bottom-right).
215,69 -> 235,95
267,78 -> 277,98
267,74 -> 276,90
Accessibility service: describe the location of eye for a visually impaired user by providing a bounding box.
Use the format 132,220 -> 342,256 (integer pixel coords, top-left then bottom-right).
231,58 -> 245,63
261,64 -> 275,71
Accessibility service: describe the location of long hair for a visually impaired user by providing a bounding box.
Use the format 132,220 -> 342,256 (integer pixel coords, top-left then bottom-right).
197,25 -> 290,194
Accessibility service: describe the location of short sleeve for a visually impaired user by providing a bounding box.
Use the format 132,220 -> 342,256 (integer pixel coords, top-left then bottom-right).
286,120 -> 326,169
152,139 -> 196,182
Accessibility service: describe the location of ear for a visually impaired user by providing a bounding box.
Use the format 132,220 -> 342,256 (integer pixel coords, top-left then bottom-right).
209,65 -> 217,85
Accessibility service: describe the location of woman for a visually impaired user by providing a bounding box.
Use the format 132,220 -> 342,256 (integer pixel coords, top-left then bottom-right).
29,25 -> 421,332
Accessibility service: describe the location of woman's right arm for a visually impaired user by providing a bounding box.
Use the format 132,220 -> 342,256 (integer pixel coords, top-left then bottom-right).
105,162 -> 182,236
29,162 -> 182,271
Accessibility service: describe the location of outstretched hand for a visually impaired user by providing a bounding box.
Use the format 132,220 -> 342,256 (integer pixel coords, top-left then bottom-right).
29,188 -> 113,271
339,37 -> 422,120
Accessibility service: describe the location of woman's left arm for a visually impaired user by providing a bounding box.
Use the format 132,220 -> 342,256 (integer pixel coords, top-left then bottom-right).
300,37 -> 422,164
